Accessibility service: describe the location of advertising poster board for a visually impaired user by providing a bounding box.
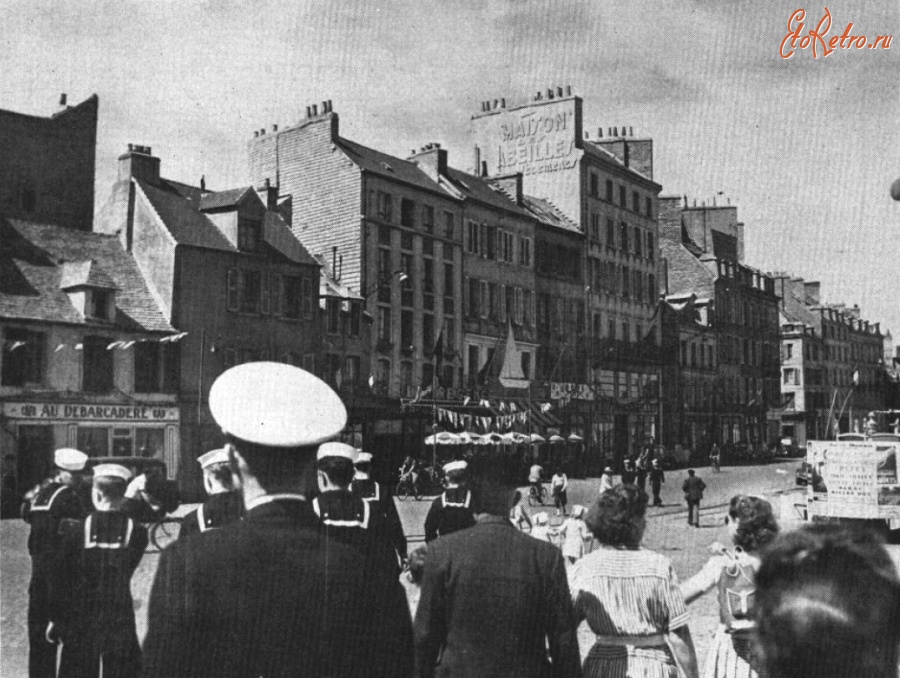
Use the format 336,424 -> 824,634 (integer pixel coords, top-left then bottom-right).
807,441 -> 900,520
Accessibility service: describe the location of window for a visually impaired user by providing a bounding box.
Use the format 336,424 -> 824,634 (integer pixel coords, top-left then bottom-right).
646,197 -> 653,218
301,278 -> 313,319
282,276 -> 302,319
467,221 -> 479,254
500,231 -> 514,262
241,271 -> 261,313
400,310 -> 414,348
622,321 -> 631,343
480,281 -> 489,319
442,240 -> 453,262
622,266 -> 630,298
647,233 -> 654,261
784,343 -> 793,360
521,352 -> 532,380
485,226 -> 497,260
605,218 -> 615,247
648,274 -> 656,301
590,213 -> 600,241
422,236 -> 433,256
515,287 -> 524,325
487,283 -> 498,319
375,358 -> 391,388
238,218 -> 261,252
519,237 -> 532,266
324,354 -> 341,385
590,173 -> 599,197
377,307 -> 392,343
423,314 -> 435,350
377,191 -> 393,221
378,224 -> 391,245
468,278 -> 480,317
505,286 -> 515,324
443,263 -> 454,298
444,211 -> 454,239
89,290 -> 113,320
325,298 -> 340,333
468,345 -> 480,378
134,343 -> 161,393
227,269 -> 239,311
633,226 -> 642,257
605,179 -> 613,202
342,356 -> 360,385
632,191 -> 640,213
83,336 -> 114,392
620,222 -> 629,252
400,231 -> 413,251
619,185 -> 627,207
608,319 -> 616,340
401,198 -> 415,227
423,258 -> 434,293
348,302 -> 361,337
523,290 -> 532,325
422,205 -> 434,232
2,328 -> 45,386
634,270 -> 643,302
400,361 -> 414,396
21,186 -> 35,212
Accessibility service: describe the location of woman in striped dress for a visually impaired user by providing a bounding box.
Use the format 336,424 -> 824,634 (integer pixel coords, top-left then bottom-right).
681,495 -> 779,678
570,484 -> 700,678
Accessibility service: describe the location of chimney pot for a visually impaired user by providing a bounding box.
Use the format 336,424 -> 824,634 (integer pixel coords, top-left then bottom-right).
500,98 -> 506,107
260,129 -> 265,135
321,101 -> 327,112
607,127 -> 612,136
493,99 -> 498,109
312,104 -> 318,116
584,132 -> 589,139
566,85 -> 572,96
327,99 -> 333,111
557,86 -> 563,97
128,143 -> 134,151
547,88 -> 553,99
306,106 -> 312,117
59,93 -> 67,106
200,175 -> 206,191
146,146 -> 151,155
254,131 -> 258,138
613,127 -> 618,137
273,124 -> 278,132
598,128 -> 603,138
536,91 -> 542,100
629,126 -> 634,136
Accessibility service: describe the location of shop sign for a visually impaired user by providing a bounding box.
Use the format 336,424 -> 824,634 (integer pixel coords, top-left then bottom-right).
3,402 -> 179,423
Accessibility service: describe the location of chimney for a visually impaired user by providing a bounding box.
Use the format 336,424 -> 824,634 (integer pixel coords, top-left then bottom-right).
118,144 -> 161,185
259,178 -> 278,211
408,143 -> 447,182
803,281 -> 820,305
59,93 -> 67,107
200,175 -> 206,191
487,173 -> 523,206
473,145 -> 481,176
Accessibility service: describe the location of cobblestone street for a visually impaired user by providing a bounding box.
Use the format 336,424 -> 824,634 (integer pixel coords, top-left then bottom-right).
2,462 -> 804,676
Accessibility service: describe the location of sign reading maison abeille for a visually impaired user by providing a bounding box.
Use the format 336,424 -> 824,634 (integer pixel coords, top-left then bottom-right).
4,402 -> 179,423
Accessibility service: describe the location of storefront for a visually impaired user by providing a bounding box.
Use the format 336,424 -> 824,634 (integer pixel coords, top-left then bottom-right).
2,400 -> 180,497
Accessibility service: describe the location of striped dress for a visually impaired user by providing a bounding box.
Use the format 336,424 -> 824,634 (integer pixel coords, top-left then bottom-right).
570,545 -> 690,678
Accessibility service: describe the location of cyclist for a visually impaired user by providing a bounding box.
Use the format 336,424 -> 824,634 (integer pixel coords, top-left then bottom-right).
528,461 -> 544,501
709,442 -> 721,472
399,455 -> 420,488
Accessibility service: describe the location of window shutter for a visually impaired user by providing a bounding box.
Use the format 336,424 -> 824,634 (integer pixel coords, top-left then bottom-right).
227,269 -> 239,311
273,275 -> 283,316
480,281 -> 488,318
261,273 -> 271,315
499,285 -> 506,321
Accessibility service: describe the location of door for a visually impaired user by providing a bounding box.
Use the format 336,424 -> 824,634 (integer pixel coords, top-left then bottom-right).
17,425 -> 54,495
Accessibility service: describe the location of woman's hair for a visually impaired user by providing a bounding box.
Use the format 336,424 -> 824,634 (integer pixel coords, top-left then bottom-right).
316,457 -> 355,488
585,484 -> 648,547
755,523 -> 900,678
729,494 -> 779,552
94,476 -> 127,500
407,545 -> 428,584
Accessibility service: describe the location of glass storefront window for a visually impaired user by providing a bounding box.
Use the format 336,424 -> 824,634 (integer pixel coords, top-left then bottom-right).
78,427 -> 110,458
136,428 -> 165,459
112,428 -> 134,456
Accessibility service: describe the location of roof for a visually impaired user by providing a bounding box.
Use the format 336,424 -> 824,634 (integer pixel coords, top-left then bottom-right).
522,196 -> 581,234
659,236 -> 715,298
337,138 -> 451,197
136,180 -> 237,251
0,218 -> 174,332
59,259 -> 119,291
582,141 -> 657,186
199,186 -> 253,211
444,168 -> 531,218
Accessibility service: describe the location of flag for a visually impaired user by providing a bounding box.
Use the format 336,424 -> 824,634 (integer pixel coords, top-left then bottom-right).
8,341 -> 26,351
432,327 -> 444,386
477,334 -> 504,385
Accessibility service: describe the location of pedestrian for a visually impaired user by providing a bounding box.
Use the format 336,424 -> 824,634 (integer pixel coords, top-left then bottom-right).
510,499 -> 532,532
649,458 -> 665,506
681,495 -> 780,678
599,466 -> 614,494
528,460 -> 544,498
558,504 -> 592,564
635,450 -> 649,491
414,453 -> 581,678
21,447 -> 89,678
530,511 -> 552,542
570,484 -> 700,678
122,467 -> 179,523
755,524 -> 900,678
621,458 -> 636,485
423,460 -> 475,543
179,448 -> 242,539
352,450 -> 408,570
141,362 -> 413,678
709,442 -> 721,472
551,468 -> 568,515
682,469 -> 706,527
52,463 -> 148,678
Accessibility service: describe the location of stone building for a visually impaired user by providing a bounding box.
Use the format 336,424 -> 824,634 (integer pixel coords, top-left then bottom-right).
1,217 -> 178,504
95,145 -> 320,496
0,94 -> 98,231
659,197 -> 781,456
468,88 -> 663,469
775,275 -> 887,446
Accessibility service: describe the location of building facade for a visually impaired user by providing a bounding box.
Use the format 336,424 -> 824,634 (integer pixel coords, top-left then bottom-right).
0,95 -> 98,231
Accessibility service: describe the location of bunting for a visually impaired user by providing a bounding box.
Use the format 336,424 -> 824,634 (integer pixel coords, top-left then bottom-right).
425,402 -> 554,431
3,332 -> 188,354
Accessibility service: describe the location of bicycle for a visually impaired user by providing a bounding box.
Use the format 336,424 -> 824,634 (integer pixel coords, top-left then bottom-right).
710,455 -> 721,473
396,472 -> 422,501
528,482 -> 547,506
148,516 -> 183,551
419,465 -> 443,494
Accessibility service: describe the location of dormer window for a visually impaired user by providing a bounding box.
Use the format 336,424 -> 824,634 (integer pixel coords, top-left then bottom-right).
59,260 -> 118,322
90,290 -> 113,320
238,217 -> 261,252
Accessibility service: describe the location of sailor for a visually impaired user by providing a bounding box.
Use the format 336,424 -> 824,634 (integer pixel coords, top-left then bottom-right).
52,463 -> 148,678
141,362 -> 413,678
352,449 -> 407,571
423,460 -> 475,542
179,448 -> 243,540
21,447 -> 89,678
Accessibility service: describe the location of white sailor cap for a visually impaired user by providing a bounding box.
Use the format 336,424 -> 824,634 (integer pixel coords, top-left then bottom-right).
209,362 -> 347,448
198,448 -> 229,469
355,451 -> 373,464
443,460 -> 468,473
54,448 -> 88,472
317,442 -> 358,462
92,463 -> 133,482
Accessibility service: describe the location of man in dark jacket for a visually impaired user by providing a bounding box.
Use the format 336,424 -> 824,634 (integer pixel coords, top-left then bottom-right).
649,458 -> 665,507
21,448 -> 89,678
414,454 -> 581,678
682,469 -> 706,527
423,460 -> 475,542
352,450 -> 408,568
179,448 -> 242,540
140,363 -> 414,678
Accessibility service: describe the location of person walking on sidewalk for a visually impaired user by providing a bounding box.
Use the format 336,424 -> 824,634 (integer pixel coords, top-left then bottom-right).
682,470 -> 706,527
649,459 -> 665,507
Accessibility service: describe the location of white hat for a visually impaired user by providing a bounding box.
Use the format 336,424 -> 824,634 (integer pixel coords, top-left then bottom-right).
572,504 -> 586,518
198,448 -> 229,469
533,512 -> 549,525
443,460 -> 467,473
54,448 -> 88,472
209,362 -> 347,448
92,463 -> 133,482
355,451 -> 373,464
317,441 -> 358,462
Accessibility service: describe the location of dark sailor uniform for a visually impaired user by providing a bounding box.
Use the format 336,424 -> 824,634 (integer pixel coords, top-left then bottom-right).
140,497 -> 414,678
352,477 -> 408,567
22,481 -> 86,678
179,491 -> 243,540
423,487 -> 476,543
53,510 -> 148,678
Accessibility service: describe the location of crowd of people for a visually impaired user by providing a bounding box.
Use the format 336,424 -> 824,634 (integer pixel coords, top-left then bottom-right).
19,361 -> 900,678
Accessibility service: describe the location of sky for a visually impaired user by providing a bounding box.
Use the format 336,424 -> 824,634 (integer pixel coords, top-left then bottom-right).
2,0 -> 898,339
